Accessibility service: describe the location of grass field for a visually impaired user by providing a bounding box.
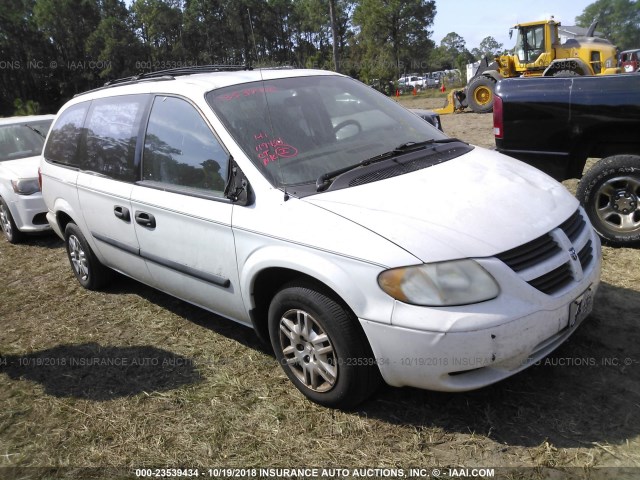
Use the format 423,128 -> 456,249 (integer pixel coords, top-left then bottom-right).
1,109 -> 639,480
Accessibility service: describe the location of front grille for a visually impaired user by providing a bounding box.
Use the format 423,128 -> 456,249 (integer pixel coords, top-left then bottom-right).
527,263 -> 573,294
496,209 -> 595,295
559,209 -> 586,242
578,240 -> 593,269
496,234 -> 560,272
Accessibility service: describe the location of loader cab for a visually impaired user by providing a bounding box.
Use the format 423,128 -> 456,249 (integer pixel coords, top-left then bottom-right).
510,20 -> 557,70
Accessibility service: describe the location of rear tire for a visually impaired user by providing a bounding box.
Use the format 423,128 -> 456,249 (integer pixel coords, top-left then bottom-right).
576,155 -> 640,247
0,197 -> 24,244
268,281 -> 380,409
466,76 -> 496,113
64,223 -> 113,290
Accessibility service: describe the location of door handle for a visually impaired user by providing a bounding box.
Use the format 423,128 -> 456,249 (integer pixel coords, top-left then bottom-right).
113,205 -> 130,222
135,211 -> 156,229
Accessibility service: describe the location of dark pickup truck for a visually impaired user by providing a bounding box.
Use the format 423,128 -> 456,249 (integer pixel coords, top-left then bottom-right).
494,74 -> 640,247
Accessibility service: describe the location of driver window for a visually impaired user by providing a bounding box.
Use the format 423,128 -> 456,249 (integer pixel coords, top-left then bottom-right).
142,96 -> 228,196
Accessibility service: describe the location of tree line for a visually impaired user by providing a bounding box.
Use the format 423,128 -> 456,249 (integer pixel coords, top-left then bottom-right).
0,0 -> 638,116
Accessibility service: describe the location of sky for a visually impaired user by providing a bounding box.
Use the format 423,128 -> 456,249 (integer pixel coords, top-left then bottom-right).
431,0 -> 596,50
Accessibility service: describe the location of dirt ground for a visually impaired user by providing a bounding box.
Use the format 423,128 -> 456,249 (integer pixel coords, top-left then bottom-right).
397,95 -> 495,148
1,99 -> 639,479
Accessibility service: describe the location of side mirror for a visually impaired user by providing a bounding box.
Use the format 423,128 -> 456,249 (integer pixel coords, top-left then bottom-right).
224,157 -> 254,206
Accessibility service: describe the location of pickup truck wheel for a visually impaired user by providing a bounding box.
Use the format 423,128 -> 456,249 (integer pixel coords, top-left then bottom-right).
64,223 -> 113,290
0,197 -> 24,244
268,281 -> 380,409
466,76 -> 496,114
576,155 -> 640,247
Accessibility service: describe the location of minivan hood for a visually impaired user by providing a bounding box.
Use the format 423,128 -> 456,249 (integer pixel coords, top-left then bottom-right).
305,147 -> 578,263
0,156 -> 40,179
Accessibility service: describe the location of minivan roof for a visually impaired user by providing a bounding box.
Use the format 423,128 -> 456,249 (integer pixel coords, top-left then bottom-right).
72,67 -> 341,102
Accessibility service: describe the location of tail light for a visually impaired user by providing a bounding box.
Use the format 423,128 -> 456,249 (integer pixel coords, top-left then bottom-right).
38,167 -> 43,191
493,95 -> 503,139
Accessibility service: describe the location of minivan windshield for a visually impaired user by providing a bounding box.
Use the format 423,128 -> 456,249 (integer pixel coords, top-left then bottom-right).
207,75 -> 451,188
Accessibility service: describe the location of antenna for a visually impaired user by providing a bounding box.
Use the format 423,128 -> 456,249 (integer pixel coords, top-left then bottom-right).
247,8 -> 260,66
247,8 -> 288,200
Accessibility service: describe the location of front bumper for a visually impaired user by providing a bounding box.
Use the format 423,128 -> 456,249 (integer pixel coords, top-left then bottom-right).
8,193 -> 51,233
360,233 -> 602,392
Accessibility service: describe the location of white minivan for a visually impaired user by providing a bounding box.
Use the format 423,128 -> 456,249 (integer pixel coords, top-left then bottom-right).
40,67 -> 601,408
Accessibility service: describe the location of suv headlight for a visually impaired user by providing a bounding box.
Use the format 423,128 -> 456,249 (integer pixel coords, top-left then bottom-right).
11,178 -> 40,195
378,259 -> 500,306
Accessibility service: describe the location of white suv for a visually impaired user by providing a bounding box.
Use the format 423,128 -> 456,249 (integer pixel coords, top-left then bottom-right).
0,114 -> 54,243
40,67 -> 601,408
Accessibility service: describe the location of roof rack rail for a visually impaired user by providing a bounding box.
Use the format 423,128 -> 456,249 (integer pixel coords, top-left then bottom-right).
103,64 -> 252,87
74,64 -> 252,97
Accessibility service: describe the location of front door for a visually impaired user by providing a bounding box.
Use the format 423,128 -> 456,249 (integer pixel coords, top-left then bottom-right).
131,95 -> 246,323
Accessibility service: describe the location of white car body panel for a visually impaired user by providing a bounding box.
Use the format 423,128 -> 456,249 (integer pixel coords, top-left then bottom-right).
130,185 -> 246,322
0,155 -> 49,232
306,149 -> 577,262
77,173 -> 153,285
0,114 -> 55,236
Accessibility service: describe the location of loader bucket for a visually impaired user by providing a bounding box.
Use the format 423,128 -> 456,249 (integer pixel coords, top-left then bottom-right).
433,89 -> 467,115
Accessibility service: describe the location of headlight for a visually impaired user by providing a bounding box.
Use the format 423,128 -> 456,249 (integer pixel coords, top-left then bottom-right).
378,259 -> 500,306
11,178 -> 40,195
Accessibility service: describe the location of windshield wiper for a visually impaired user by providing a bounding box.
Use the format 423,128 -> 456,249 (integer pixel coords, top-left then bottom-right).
315,137 -> 464,192
23,124 -> 46,138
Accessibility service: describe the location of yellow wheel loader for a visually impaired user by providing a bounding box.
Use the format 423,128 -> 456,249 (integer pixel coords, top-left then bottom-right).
434,18 -> 621,115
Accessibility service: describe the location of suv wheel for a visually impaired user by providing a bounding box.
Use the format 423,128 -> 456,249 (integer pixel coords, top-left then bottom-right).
64,223 -> 113,290
268,281 -> 380,409
576,155 -> 640,247
0,197 -> 24,244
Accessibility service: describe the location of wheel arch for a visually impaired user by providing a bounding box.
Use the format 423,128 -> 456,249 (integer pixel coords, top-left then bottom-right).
248,267 -> 341,345
477,70 -> 503,83
568,123 -> 640,178
543,58 -> 590,76
56,210 -> 76,233
241,247 -> 387,345
0,181 -> 13,201
0,184 -> 19,219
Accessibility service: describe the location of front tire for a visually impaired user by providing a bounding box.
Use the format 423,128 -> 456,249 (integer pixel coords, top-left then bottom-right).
64,223 -> 113,289
0,197 -> 24,244
576,155 -> 640,247
466,76 -> 496,113
268,281 -> 380,409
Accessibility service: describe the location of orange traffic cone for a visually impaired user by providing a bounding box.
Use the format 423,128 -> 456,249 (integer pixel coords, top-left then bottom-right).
412,86 -> 417,96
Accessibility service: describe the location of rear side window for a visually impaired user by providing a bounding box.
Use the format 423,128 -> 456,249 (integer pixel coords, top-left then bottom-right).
84,95 -> 148,182
44,103 -> 89,167
142,96 -> 228,196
